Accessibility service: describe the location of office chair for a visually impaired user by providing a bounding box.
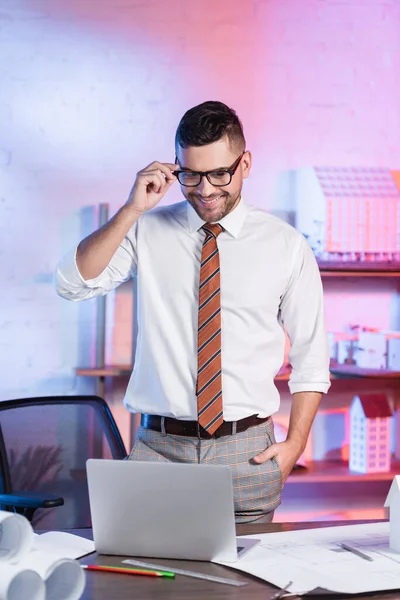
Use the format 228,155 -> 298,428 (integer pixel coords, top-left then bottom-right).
0,396 -> 127,529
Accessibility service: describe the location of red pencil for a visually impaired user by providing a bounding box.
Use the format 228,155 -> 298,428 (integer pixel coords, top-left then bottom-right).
82,565 -> 175,578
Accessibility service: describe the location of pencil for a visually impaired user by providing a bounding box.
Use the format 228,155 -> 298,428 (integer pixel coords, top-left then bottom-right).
339,543 -> 374,562
82,565 -> 175,578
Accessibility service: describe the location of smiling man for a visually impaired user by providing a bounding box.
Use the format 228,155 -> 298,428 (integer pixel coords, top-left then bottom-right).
56,101 -> 330,523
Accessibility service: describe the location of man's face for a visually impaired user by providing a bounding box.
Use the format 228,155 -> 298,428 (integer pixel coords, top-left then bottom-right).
176,136 -> 251,223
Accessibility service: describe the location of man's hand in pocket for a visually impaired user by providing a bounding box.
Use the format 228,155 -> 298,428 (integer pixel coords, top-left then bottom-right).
252,440 -> 302,483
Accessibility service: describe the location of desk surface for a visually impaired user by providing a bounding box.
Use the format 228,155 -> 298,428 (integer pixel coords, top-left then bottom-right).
77,520 -> 399,600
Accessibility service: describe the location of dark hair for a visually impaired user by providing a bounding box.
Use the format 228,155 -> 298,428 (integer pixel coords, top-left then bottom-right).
175,101 -> 246,152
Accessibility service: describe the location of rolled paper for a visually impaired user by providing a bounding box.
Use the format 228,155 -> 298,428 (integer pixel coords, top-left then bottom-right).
0,562 -> 45,600
17,551 -> 86,600
45,558 -> 86,600
0,510 -> 34,563
0,511 -> 86,599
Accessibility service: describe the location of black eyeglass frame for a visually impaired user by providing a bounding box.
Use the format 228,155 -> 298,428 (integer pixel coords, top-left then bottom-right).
173,152 -> 245,187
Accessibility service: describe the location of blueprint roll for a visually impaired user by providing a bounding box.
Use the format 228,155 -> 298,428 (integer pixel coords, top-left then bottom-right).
0,510 -> 34,562
44,557 -> 85,600
0,563 -> 45,600
18,552 -> 86,600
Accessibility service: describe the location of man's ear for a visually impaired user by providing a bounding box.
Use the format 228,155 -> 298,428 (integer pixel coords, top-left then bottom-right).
242,150 -> 252,179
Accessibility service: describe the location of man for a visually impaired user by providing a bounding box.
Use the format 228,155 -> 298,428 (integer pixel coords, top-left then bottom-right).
56,100 -> 330,523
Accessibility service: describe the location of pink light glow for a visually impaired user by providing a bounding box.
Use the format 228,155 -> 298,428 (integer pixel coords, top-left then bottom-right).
1,2 -> 400,507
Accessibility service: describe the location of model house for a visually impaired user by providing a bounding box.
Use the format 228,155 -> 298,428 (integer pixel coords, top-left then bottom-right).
349,394 -> 392,474
384,476 -> 400,552
293,166 -> 400,260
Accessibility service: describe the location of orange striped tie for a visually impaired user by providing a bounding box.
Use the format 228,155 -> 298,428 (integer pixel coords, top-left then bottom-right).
197,223 -> 224,435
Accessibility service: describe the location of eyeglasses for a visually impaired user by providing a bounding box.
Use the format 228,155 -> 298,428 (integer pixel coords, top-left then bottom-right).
173,153 -> 244,187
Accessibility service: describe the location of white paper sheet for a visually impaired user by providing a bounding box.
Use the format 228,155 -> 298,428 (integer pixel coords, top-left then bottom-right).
34,531 -> 95,559
215,522 -> 400,595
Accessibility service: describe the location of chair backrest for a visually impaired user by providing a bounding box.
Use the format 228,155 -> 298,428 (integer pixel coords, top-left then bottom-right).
0,396 -> 127,529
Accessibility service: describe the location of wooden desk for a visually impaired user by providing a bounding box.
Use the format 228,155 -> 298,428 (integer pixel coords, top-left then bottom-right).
78,520 -> 399,599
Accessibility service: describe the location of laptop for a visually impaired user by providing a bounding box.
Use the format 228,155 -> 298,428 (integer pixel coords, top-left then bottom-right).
86,459 -> 260,562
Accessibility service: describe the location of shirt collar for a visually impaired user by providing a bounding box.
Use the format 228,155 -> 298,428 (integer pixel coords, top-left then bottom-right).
186,197 -> 249,238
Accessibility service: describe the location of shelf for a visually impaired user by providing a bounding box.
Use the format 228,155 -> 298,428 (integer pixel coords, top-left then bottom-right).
76,365 -> 132,377
287,460 -> 400,484
268,364 -> 399,381
318,261 -> 400,277
75,365 -> 293,379
76,364 -> 400,380
330,364 -> 400,379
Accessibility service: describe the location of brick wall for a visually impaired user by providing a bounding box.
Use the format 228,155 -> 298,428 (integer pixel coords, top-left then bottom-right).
1,0 -> 399,445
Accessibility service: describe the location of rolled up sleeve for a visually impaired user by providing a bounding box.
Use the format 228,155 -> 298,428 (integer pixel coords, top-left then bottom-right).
279,235 -> 331,395
55,228 -> 138,302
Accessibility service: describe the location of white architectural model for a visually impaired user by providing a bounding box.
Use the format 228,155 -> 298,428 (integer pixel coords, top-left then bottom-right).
356,331 -> 400,370
294,167 -> 400,260
349,394 -> 392,474
384,475 -> 400,552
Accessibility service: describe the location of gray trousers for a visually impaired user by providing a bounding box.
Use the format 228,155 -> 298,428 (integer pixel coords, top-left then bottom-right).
128,418 -> 282,524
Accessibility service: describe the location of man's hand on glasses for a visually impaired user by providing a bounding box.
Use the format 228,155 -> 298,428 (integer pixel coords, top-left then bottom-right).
126,161 -> 179,216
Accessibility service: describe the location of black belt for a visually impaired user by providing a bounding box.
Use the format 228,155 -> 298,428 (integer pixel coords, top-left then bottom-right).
140,414 -> 270,439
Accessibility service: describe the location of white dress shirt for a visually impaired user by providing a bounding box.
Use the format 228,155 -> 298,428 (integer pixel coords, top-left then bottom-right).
55,199 -> 331,421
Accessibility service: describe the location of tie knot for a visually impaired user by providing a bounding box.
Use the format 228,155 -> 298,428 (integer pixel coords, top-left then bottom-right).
202,223 -> 223,239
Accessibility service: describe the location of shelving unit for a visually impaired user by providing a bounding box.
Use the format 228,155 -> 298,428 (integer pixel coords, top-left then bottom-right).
75,262 -> 400,480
